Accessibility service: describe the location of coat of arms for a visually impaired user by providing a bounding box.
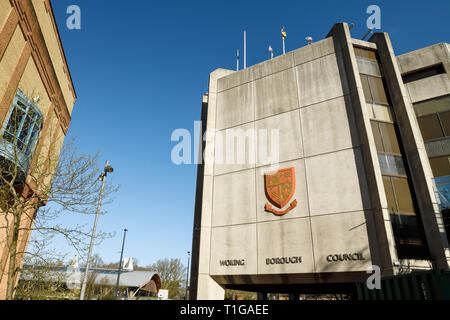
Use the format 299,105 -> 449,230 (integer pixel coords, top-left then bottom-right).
264,167 -> 297,216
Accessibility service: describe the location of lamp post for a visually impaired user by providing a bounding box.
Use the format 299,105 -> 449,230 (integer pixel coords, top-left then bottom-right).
114,228 -> 128,300
185,251 -> 190,300
79,160 -> 114,300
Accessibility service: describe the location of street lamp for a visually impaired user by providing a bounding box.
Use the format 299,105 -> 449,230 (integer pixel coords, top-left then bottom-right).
79,160 -> 114,300
185,251 -> 190,300
114,228 -> 128,300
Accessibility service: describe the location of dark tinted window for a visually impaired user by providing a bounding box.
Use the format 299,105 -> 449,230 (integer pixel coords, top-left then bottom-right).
439,111 -> 450,137
430,156 -> 450,177
367,76 -> 389,105
417,114 -> 444,141
379,122 -> 401,154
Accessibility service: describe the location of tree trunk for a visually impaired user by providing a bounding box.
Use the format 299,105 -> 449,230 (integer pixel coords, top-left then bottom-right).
6,218 -> 20,300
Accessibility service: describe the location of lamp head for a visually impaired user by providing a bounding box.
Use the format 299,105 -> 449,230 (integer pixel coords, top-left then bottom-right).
104,160 -> 114,174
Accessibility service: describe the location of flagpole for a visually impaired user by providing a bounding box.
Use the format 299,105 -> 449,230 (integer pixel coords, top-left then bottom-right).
244,30 -> 247,69
283,37 -> 285,55
237,49 -> 239,71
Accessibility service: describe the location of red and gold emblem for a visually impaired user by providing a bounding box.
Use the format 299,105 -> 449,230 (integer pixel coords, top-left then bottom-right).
264,167 -> 297,216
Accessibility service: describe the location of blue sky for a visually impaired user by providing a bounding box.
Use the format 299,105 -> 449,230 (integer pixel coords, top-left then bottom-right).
47,0 -> 450,267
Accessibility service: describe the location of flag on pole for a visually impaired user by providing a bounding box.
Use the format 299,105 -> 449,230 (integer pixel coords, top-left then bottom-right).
237,49 -> 240,71
268,45 -> 273,59
306,36 -> 313,45
281,27 -> 286,55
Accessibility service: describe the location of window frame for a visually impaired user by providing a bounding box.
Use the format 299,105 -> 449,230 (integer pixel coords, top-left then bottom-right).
1,90 -> 44,157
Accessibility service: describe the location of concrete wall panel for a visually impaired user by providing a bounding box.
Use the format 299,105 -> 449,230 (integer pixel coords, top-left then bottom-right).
210,224 -> 257,275
311,210 -> 372,273
257,218 -> 314,274
212,168 -> 256,227
255,68 -> 299,119
216,82 -> 255,130
406,74 -> 450,103
306,148 -> 370,216
293,37 -> 335,66
296,53 -> 349,107
301,95 -> 359,157
255,109 -> 303,166
214,122 -> 256,175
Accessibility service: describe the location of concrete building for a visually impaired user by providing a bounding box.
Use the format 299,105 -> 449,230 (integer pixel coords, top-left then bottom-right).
190,22 -> 450,299
0,0 -> 76,299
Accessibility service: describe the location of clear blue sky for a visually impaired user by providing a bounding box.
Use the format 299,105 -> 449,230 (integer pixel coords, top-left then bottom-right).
48,0 -> 450,267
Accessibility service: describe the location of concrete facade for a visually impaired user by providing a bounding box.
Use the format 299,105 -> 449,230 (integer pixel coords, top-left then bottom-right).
0,0 -> 76,299
190,22 -> 450,299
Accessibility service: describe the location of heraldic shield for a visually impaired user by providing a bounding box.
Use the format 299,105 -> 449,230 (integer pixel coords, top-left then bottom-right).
264,167 -> 298,216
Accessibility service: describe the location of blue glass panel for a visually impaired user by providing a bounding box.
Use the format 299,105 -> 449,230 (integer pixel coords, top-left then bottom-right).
434,175 -> 450,210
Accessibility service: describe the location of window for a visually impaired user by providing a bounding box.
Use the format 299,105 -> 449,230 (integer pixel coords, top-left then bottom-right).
439,111 -> 450,136
367,76 -> 389,105
383,176 -> 415,214
434,175 -> 450,210
373,103 -> 394,122
417,114 -> 444,141
390,213 -> 430,259
366,103 -> 394,122
402,63 -> 446,84
354,47 -> 377,61
378,154 -> 406,176
1,90 -> 43,156
414,95 -> 450,117
429,156 -> 450,177
356,57 -> 382,76
379,122 -> 401,154
383,176 -> 397,213
371,121 -> 401,154
360,74 -> 389,105
354,46 -> 430,259
371,121 -> 384,152
392,177 -> 416,213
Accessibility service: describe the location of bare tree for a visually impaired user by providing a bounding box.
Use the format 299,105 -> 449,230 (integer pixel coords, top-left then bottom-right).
0,96 -> 118,300
149,258 -> 186,299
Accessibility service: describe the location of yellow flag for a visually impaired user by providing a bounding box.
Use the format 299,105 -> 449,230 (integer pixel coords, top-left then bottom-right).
281,27 -> 287,39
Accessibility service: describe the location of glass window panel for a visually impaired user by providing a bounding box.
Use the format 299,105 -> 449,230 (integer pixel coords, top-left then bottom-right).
383,176 -> 397,213
392,177 -> 416,214
367,76 -> 389,105
18,115 -> 32,143
357,57 -> 382,76
413,95 -> 450,117
371,121 -> 384,152
438,111 -> 450,137
27,124 -> 40,153
372,103 -> 394,122
417,114 -> 444,141
378,154 -> 406,176
2,91 -> 44,157
430,156 -> 450,177
379,122 -> 401,154
5,106 -> 24,135
3,131 -> 14,144
360,74 -> 372,102
355,48 -> 378,60
433,175 -> 450,210
366,103 -> 375,118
